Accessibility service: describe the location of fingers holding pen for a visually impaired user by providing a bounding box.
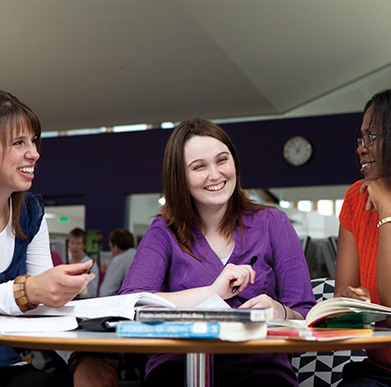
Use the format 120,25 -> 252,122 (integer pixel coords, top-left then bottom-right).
211,263 -> 256,299
231,256 -> 258,295
230,265 -> 256,294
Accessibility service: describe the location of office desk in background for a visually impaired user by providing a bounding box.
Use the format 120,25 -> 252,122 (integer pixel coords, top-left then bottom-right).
3,330 -> 391,387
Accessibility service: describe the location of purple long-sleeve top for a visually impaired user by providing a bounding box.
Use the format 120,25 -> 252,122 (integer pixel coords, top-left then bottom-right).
120,208 -> 316,386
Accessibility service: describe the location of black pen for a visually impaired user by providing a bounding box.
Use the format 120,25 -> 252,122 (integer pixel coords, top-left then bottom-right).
231,256 -> 258,295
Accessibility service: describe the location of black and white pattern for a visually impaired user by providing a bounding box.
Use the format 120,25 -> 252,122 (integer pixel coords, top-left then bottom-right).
310,277 -> 336,302
290,278 -> 367,387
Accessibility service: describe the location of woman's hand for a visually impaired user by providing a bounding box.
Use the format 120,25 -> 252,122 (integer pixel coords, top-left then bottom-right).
25,261 -> 95,307
239,294 -> 304,320
239,294 -> 284,318
335,285 -> 371,302
156,263 -> 256,307
210,263 -> 256,300
360,178 -> 391,216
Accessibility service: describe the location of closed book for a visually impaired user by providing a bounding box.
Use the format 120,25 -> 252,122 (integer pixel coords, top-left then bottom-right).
267,326 -> 373,341
135,306 -> 273,323
0,315 -> 78,333
116,321 -> 267,341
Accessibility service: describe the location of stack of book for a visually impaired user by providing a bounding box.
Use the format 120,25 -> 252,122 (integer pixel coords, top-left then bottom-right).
117,305 -> 274,341
3,293 -> 386,342
0,292 -> 273,342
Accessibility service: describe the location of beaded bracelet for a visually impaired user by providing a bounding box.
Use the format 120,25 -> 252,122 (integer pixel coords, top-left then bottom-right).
378,216 -> 391,227
13,274 -> 38,312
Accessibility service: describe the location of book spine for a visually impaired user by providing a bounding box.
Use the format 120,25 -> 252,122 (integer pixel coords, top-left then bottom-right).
136,309 -> 270,323
117,321 -> 221,338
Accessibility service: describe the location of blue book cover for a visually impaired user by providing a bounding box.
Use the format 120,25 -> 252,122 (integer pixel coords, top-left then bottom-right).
117,321 -> 220,338
116,321 -> 267,341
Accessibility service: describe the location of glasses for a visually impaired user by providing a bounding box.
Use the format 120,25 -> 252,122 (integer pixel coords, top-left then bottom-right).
357,133 -> 378,148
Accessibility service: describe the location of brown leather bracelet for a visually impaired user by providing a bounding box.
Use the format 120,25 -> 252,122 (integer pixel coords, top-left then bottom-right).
13,274 -> 38,312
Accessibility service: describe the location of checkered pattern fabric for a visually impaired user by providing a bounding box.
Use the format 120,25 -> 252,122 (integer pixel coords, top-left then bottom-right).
290,278 -> 367,387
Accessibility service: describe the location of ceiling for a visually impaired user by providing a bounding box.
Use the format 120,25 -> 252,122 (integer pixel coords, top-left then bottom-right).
2,0 -> 391,132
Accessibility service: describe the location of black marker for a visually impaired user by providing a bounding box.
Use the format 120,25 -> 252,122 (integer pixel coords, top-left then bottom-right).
231,256 -> 258,295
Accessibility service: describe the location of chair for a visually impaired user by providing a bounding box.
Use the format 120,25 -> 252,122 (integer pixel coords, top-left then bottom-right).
50,250 -> 63,266
97,265 -> 105,296
290,278 -> 367,387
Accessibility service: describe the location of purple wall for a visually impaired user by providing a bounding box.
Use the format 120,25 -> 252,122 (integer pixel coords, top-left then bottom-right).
31,112 -> 363,248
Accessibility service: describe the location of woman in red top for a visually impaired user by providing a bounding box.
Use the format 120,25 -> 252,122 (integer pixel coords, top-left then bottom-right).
336,89 -> 391,386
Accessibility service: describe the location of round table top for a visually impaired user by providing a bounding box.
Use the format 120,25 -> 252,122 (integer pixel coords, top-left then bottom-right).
2,330 -> 391,354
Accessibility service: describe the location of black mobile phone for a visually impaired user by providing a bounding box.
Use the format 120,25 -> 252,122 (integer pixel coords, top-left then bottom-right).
73,261 -> 95,275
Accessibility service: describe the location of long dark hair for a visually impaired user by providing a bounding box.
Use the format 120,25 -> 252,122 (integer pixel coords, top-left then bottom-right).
159,118 -> 271,258
361,90 -> 391,188
0,91 -> 42,239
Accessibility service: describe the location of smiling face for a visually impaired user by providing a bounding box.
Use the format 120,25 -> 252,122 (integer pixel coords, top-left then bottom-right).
0,125 -> 40,197
357,107 -> 382,180
184,135 -> 236,214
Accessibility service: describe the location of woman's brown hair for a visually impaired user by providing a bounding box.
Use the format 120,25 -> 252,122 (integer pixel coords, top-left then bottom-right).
0,91 -> 42,239
159,118 -> 270,258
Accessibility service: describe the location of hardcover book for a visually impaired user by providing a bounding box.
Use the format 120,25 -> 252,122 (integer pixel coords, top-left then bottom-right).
116,320 -> 267,341
135,306 -> 273,323
267,325 -> 373,341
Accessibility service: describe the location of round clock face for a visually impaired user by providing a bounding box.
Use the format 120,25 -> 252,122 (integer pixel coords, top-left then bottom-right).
283,136 -> 312,166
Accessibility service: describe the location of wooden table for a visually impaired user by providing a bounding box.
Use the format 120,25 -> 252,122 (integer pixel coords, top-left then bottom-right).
2,330 -> 391,386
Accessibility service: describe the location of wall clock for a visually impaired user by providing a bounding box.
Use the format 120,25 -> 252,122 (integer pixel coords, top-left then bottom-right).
283,136 -> 312,166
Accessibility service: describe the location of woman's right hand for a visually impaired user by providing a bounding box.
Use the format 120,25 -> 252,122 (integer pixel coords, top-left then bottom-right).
334,285 -> 371,302
24,261 -> 95,308
210,263 -> 256,299
155,263 -> 256,307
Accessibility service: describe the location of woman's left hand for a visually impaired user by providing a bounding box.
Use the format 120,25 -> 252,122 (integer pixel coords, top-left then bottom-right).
239,294 -> 286,319
360,178 -> 391,216
25,261 -> 95,307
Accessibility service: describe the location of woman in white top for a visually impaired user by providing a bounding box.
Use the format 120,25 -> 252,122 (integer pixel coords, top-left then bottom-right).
0,90 -> 98,386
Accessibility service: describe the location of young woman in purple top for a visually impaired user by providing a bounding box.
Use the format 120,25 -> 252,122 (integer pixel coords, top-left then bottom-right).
119,118 -> 316,387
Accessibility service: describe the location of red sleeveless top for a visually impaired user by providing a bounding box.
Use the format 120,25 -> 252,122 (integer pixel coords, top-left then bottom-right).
340,180 -> 391,367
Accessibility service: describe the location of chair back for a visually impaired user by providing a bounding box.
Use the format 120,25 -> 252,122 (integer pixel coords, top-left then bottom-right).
291,277 -> 367,387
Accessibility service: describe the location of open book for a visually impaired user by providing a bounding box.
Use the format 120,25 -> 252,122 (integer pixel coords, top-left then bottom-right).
265,297 -> 391,340
24,292 -> 176,320
0,293 -> 176,333
306,297 -> 391,328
